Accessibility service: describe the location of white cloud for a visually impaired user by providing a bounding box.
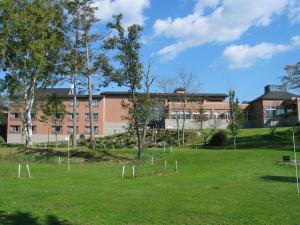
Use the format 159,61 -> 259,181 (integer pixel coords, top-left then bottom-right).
153,0 -> 291,61
288,0 -> 300,23
93,0 -> 150,26
222,36 -> 300,69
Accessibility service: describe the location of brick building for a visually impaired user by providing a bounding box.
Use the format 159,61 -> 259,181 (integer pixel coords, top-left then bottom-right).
6,85 -> 300,144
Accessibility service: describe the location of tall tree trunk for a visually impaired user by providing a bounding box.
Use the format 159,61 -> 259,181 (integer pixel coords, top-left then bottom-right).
85,38 -> 95,148
24,86 -> 35,148
234,135 -> 237,150
176,116 -> 180,146
72,74 -> 77,147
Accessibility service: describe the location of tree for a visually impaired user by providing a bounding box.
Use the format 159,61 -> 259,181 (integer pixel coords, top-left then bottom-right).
282,61 -> 300,90
40,94 -> 67,148
228,90 -> 244,150
102,14 -> 153,159
0,0 -> 67,148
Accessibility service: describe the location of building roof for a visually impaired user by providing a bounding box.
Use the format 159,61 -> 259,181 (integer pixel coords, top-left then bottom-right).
35,88 -> 102,98
251,91 -> 299,103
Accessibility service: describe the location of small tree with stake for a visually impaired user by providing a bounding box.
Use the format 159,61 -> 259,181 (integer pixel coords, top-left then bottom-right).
40,94 -> 67,149
228,90 -> 244,150
101,14 -> 153,159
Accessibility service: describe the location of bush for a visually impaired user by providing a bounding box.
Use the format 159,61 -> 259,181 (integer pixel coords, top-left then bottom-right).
0,136 -> 5,144
208,130 -> 227,146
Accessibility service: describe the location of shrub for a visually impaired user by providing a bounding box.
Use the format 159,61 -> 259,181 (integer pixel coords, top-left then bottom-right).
0,136 -> 5,144
79,134 -> 86,146
208,130 -> 227,146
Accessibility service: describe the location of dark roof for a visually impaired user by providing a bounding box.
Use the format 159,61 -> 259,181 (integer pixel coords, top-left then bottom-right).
35,88 -> 102,98
251,91 -> 299,103
102,91 -> 228,98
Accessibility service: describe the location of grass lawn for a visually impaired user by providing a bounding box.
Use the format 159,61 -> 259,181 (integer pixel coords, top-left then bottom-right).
0,128 -> 300,225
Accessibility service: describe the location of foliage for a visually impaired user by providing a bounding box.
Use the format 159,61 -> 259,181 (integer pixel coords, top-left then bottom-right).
0,0 -> 67,147
208,130 -> 227,146
102,14 -> 152,159
282,61 -> 300,90
0,136 -> 5,144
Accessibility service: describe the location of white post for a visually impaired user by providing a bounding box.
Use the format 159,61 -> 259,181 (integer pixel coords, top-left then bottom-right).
122,165 -> 125,179
170,146 -> 173,153
164,146 -> 166,153
58,156 -> 61,165
65,137 -> 70,172
26,163 -> 31,179
151,156 -> 154,165
132,165 -> 135,179
175,160 -> 178,173
164,160 -> 167,175
18,164 -> 21,178
196,145 -> 198,150
292,128 -> 300,196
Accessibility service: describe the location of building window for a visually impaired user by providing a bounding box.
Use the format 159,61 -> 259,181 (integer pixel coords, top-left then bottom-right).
32,125 -> 37,133
10,125 -> 21,133
92,99 -> 99,107
68,113 -> 79,120
93,113 -> 98,120
171,111 -> 191,119
265,106 -> 284,119
244,111 -> 251,121
67,126 -> 79,134
10,112 -> 20,119
51,126 -> 63,134
69,99 -> 79,107
53,113 -> 64,120
85,126 -> 98,134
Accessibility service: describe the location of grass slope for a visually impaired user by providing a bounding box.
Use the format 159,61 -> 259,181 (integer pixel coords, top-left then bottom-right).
0,128 -> 299,225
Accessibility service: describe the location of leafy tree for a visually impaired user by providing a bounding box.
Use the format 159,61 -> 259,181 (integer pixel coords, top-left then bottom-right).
40,94 -> 67,148
0,0 -> 67,148
228,90 -> 244,150
102,14 -> 153,159
282,61 -> 300,90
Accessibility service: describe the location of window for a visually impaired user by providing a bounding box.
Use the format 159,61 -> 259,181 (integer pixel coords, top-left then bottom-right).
171,111 -> 191,119
53,113 -> 64,120
85,113 -> 90,120
10,112 -> 20,119
265,106 -> 284,119
93,113 -> 98,120
68,113 -> 79,120
51,126 -> 63,134
69,99 -> 79,107
92,99 -> 99,107
244,111 -> 251,121
10,125 -> 21,133
67,126 -> 79,134
85,126 -> 98,134
32,125 -> 37,133
85,113 -> 98,120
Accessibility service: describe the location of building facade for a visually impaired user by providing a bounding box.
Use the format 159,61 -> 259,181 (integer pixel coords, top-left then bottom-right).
6,85 -> 300,144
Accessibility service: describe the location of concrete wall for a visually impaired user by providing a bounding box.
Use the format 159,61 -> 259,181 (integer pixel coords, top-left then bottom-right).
165,119 -> 229,130
103,122 -> 128,136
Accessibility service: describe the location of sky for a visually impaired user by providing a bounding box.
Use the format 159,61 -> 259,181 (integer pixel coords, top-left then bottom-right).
90,0 -> 300,102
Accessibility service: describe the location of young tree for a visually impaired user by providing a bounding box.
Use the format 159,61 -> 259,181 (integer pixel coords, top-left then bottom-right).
0,0 -> 67,148
228,90 -> 244,150
40,94 -> 67,148
102,14 -> 152,159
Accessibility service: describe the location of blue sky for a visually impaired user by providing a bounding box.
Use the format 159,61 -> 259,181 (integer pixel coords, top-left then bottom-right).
92,0 -> 300,102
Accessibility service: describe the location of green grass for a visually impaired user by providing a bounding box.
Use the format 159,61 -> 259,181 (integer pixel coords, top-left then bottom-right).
0,128 -> 300,224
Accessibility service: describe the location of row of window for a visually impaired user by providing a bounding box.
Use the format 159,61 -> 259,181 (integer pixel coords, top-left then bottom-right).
10,125 -> 99,134
170,111 -> 252,120
68,99 -> 99,107
10,112 -> 100,121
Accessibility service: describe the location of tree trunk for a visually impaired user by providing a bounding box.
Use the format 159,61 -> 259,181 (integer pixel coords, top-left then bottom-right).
234,136 -> 236,150
24,88 -> 35,148
72,71 -> 77,147
86,38 -> 95,148
176,116 -> 180,146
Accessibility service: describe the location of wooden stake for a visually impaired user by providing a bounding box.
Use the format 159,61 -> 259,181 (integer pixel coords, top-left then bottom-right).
26,164 -> 31,179
58,156 -> 61,165
132,165 -> 135,178
170,146 -> 173,152
164,160 -> 167,175
122,165 -> 125,179
175,160 -> 178,173
18,164 -> 21,178
151,156 -> 154,165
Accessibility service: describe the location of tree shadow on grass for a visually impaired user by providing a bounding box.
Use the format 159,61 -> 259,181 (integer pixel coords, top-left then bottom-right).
0,211 -> 71,225
261,175 -> 297,183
